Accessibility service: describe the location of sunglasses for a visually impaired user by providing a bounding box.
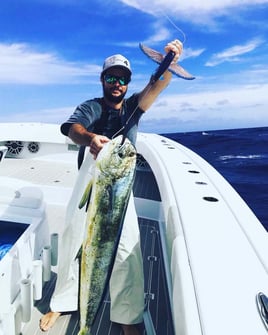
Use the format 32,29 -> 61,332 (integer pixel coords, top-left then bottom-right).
104,74 -> 130,86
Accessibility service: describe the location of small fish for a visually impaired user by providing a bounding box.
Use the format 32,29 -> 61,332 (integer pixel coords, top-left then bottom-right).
140,43 -> 195,80
78,135 -> 136,335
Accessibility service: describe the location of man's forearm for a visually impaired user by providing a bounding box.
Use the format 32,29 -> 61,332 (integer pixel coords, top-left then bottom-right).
138,70 -> 172,112
68,123 -> 95,146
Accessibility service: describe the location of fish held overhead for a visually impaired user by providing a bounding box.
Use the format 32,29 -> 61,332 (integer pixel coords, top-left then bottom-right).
140,43 -> 195,80
78,135 -> 137,335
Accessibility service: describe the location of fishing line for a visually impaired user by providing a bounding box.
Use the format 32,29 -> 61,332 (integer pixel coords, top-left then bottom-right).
161,11 -> 187,45
112,105 -> 140,140
111,85 -> 153,141
112,44 -> 178,140
112,11 -> 188,141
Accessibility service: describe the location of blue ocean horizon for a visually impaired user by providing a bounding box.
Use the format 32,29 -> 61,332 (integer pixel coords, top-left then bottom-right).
164,126 -> 268,231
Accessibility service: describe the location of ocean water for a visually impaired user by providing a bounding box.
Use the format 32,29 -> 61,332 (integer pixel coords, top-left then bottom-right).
164,126 -> 268,231
0,221 -> 28,261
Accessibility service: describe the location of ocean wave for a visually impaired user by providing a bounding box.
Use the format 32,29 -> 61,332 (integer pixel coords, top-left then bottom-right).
166,127 -> 268,230
219,154 -> 263,161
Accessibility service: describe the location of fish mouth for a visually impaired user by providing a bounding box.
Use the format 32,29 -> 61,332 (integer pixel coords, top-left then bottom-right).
98,135 -> 136,177
118,136 -> 135,156
120,135 -> 126,146
115,136 -> 136,159
117,140 -> 129,158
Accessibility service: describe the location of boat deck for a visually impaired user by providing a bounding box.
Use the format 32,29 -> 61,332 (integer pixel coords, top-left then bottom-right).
22,217 -> 174,335
0,154 -> 174,335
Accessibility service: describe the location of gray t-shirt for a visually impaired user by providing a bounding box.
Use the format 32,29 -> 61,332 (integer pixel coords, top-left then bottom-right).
60,94 -> 144,146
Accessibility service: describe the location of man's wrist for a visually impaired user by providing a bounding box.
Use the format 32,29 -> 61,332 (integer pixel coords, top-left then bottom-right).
87,132 -> 96,146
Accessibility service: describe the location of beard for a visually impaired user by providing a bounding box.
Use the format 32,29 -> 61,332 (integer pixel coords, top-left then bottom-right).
102,85 -> 127,104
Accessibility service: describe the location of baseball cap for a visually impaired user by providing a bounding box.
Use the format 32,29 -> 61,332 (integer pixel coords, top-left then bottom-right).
101,54 -> 132,77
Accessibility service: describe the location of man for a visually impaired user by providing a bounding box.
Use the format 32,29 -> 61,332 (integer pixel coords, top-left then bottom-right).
40,39 -> 183,335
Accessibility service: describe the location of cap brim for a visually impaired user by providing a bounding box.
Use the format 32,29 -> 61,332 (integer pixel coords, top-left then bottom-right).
101,65 -> 132,77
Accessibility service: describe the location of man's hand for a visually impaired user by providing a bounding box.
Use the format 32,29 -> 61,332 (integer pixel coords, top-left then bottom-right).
164,39 -> 183,64
89,134 -> 110,159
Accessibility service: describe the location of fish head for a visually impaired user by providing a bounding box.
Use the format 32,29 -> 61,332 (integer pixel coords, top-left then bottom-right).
96,135 -> 136,178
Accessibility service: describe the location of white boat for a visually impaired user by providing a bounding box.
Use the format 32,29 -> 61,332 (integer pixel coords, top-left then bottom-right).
0,122 -> 268,335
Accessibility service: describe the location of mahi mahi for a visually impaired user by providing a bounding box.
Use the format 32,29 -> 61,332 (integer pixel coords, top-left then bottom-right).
77,135 -> 136,335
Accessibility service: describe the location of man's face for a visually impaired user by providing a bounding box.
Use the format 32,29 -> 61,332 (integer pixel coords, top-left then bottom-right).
102,67 -> 130,104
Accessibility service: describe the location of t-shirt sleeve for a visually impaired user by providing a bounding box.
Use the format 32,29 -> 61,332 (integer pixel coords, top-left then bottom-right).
60,100 -> 101,136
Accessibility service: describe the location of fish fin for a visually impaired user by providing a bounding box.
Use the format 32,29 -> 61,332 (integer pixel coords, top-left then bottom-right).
140,43 -> 195,80
140,43 -> 164,64
79,179 -> 93,209
169,63 -> 195,80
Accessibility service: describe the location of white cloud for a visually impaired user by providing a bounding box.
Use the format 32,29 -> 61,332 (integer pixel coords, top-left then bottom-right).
143,23 -> 172,44
180,47 -> 205,61
139,82 -> 268,132
0,43 -> 101,84
115,22 -> 171,47
119,0 -> 268,16
206,38 -> 263,66
4,80 -> 266,133
0,105 -> 75,124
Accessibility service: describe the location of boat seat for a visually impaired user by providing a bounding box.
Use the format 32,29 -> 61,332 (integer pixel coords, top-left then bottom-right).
10,186 -> 43,208
0,186 -> 45,220
0,186 -> 43,207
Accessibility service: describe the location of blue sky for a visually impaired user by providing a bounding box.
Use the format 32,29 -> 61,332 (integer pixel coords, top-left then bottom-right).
0,0 -> 267,133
